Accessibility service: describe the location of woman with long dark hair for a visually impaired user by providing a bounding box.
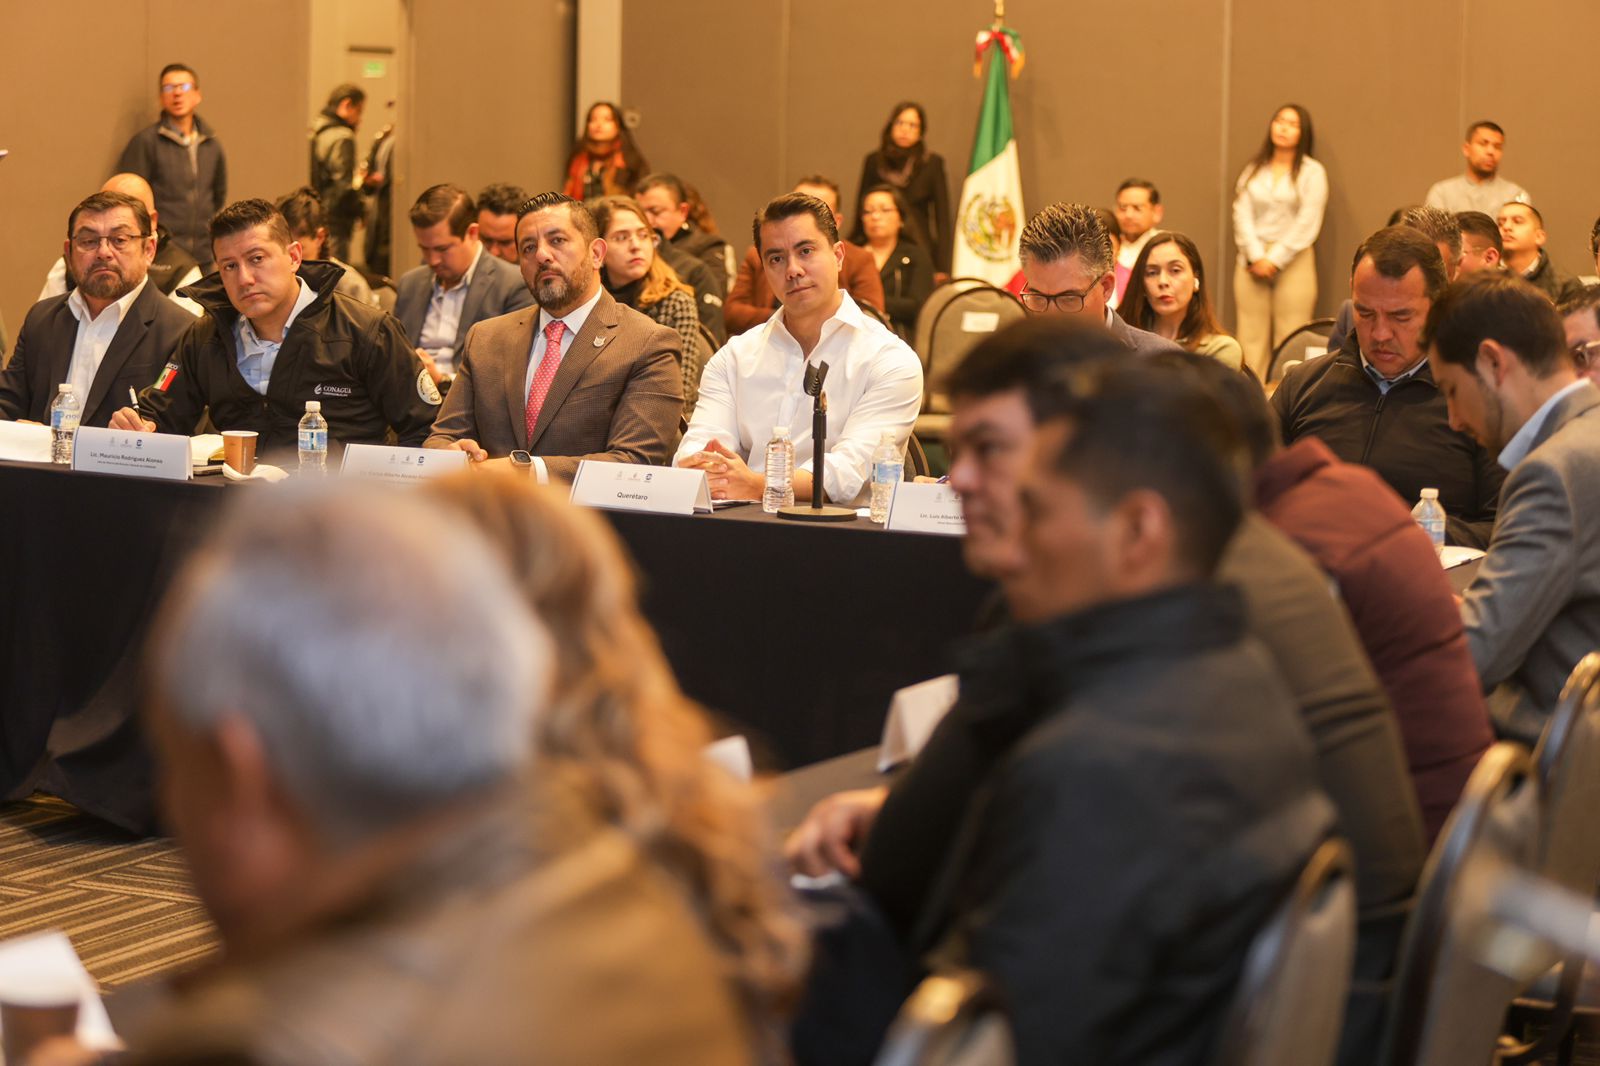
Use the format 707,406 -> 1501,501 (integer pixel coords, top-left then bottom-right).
1118,231 -> 1243,370
1231,103 -> 1327,377
849,101 -> 952,273
857,185 -> 935,340
562,101 -> 649,201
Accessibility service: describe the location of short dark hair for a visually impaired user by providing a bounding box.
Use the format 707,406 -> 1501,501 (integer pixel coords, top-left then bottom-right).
1396,205 -> 1462,263
477,183 -> 529,217
1146,349 -> 1280,471
1590,216 -> 1600,258
1093,207 -> 1119,242
1502,200 -> 1544,227
158,63 -> 197,87
1031,356 -> 1246,577
752,192 -> 839,252
1019,202 -> 1114,276
1466,120 -> 1505,140
209,198 -> 294,249
942,315 -> 1128,417
1557,284 -> 1600,328
1116,178 -> 1160,205
325,83 -> 365,109
275,187 -> 325,240
793,174 -> 841,205
67,190 -> 151,239
1457,211 -> 1504,255
516,191 -> 598,243
1423,272 -> 1570,379
409,184 -> 476,238
1351,226 -> 1449,301
635,172 -> 687,203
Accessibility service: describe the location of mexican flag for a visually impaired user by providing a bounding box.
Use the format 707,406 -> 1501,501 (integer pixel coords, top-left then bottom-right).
952,24 -> 1025,286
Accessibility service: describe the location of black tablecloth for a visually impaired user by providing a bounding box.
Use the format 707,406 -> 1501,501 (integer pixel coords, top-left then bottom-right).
0,462 -> 992,833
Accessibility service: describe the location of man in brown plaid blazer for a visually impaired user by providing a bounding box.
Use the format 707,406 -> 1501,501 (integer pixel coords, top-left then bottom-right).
425,193 -> 683,480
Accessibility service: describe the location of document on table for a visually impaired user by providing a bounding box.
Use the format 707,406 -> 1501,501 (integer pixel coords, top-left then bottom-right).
0,931 -> 120,1051
0,421 -> 52,463
1439,545 -> 1486,569
189,433 -> 224,467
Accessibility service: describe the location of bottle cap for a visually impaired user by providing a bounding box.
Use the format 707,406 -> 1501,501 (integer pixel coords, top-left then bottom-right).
1421,488 -> 1439,500
59,384 -> 74,394
306,401 -> 322,413
772,426 -> 789,438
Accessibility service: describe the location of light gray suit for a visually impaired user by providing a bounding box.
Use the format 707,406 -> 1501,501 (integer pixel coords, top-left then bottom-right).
393,250 -> 534,364
424,289 -> 684,479
1462,381 -> 1600,743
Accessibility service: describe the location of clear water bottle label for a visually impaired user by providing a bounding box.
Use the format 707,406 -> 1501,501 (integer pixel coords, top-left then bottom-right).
874,460 -> 903,483
299,428 -> 327,451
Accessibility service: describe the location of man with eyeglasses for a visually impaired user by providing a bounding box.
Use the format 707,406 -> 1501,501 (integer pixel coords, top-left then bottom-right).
1017,201 -> 1184,357
1557,285 -> 1600,386
1425,273 -> 1600,744
117,63 -> 227,271
1,191 -> 196,428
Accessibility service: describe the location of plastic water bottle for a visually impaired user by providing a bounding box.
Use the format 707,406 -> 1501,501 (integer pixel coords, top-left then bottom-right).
1412,487 -> 1446,554
869,431 -> 904,523
298,400 -> 328,474
49,384 -> 81,465
763,427 -> 795,513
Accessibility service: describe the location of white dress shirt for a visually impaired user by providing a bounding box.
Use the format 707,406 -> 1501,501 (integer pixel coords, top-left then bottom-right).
42,258 -> 203,317
234,277 -> 317,395
675,291 -> 924,506
520,286 -> 604,483
64,277 -> 149,403
417,244 -> 484,372
1232,157 -> 1329,269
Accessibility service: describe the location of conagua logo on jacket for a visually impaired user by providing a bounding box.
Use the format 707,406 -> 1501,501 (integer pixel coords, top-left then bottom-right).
314,384 -> 353,398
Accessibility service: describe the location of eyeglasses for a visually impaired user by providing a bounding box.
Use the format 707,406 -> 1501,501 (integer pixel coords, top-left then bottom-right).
71,232 -> 150,254
1572,338 -> 1600,368
161,81 -> 195,94
1019,278 -> 1106,314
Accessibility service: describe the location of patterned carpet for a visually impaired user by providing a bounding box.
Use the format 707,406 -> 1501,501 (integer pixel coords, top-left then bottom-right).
0,795 -> 216,989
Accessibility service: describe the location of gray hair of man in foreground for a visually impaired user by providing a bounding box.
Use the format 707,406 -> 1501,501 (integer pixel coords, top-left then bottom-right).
149,481 -> 551,843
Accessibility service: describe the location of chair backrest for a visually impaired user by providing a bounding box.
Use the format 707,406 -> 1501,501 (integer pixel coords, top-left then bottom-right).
904,432 -> 931,480
914,280 -> 1026,414
861,300 -> 895,331
1268,317 -> 1338,384
1531,651 -> 1600,892
1379,742 -> 1541,1066
873,969 -> 1014,1066
1210,837 -> 1358,1066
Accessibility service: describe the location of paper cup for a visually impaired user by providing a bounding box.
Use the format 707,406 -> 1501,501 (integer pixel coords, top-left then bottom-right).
0,978 -> 80,1063
222,430 -> 259,475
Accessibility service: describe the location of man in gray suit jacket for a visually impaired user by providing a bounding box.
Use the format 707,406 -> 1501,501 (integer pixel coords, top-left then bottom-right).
426,192 -> 682,480
1426,272 -> 1600,743
394,184 -> 534,379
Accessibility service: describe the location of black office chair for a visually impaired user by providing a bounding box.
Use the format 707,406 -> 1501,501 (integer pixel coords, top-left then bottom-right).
903,433 -> 931,480
1379,742 -> 1541,1066
861,301 -> 895,331
911,280 -> 1025,447
1210,837 -> 1358,1066
1267,317 -> 1338,385
1499,652 -> 1600,1065
873,968 -> 1013,1066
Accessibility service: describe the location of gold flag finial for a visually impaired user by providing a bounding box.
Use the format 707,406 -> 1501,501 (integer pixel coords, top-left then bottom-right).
994,0 -> 1005,23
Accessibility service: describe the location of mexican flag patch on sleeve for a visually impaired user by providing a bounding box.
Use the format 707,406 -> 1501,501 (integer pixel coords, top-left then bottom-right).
154,363 -> 180,392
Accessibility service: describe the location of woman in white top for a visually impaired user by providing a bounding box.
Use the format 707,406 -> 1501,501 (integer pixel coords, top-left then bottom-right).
1231,104 -> 1328,377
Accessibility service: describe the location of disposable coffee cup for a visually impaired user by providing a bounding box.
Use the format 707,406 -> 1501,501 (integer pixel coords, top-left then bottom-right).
0,979 -> 80,1063
222,430 -> 258,475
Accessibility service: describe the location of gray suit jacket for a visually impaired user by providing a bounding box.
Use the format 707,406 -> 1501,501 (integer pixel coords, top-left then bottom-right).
1107,311 -> 1187,357
393,250 -> 534,363
1463,382 -> 1600,743
424,290 -> 684,479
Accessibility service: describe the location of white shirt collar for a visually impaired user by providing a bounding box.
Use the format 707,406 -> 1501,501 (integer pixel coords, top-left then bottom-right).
1498,378 -> 1593,470
67,275 -> 148,327
770,290 -> 862,352
239,276 -> 316,350
434,243 -> 484,296
536,284 -> 604,340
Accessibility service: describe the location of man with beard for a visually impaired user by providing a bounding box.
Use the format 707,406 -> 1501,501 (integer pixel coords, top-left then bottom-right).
38,174 -> 202,316
1424,121 -> 1531,217
425,191 -> 684,478
1,191 -> 196,427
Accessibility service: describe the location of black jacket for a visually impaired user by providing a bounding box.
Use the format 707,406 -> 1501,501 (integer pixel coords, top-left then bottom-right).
850,151 -> 953,272
1520,249 -> 1584,305
116,115 -> 227,266
860,584 -> 1333,1066
668,222 -> 732,294
0,281 -> 197,428
657,240 -> 726,345
1272,340 -> 1504,547
138,261 -> 440,453
310,111 -> 362,225
874,238 -> 935,340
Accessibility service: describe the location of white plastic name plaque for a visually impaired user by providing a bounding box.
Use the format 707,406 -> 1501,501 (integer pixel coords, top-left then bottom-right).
878,674 -> 960,771
340,444 -> 469,483
569,460 -> 711,515
71,426 -> 192,481
885,480 -> 966,536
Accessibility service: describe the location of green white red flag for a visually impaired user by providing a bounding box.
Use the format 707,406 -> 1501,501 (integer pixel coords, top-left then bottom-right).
952,23 -> 1025,285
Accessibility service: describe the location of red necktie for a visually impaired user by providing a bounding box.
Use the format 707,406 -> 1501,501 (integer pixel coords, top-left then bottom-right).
524,320 -> 566,445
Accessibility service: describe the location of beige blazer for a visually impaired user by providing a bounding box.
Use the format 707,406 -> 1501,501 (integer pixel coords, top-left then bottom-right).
425,289 -> 684,479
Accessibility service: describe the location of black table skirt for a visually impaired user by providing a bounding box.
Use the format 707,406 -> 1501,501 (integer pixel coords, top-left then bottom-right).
0,462 -> 992,833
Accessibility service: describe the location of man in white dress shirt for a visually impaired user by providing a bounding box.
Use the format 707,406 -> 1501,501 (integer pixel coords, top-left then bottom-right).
1424,121 -> 1531,218
675,192 -> 922,506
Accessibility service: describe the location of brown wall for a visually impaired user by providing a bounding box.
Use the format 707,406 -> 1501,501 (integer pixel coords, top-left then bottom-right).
621,0 -> 1599,326
0,2 -> 313,343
